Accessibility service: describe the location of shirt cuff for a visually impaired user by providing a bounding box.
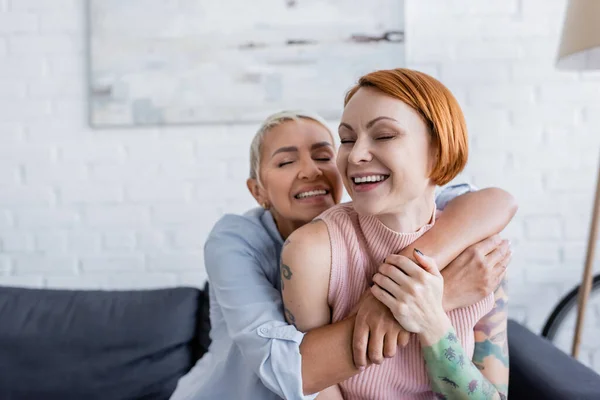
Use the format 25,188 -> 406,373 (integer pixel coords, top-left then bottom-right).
435,182 -> 478,211
256,322 -> 319,400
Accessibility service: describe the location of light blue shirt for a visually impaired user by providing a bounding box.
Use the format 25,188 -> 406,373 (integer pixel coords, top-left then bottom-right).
170,184 -> 475,400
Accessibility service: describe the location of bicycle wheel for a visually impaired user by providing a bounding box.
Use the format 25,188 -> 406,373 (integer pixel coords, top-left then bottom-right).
541,274 -> 600,342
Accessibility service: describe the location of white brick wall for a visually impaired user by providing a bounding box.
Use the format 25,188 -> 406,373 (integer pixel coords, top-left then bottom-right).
1,0 -> 600,342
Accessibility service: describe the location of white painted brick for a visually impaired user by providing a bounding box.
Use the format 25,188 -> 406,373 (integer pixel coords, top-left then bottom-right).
24,163 -> 87,184
545,169 -> 597,192
35,232 -> 68,254
562,241 -> 600,264
125,140 -> 195,162
45,275 -> 108,289
151,205 -> 221,226
442,62 -> 511,84
147,252 -> 204,271
83,205 -> 150,228
27,78 -> 84,99
521,242 -> 562,262
171,229 -> 210,250
25,121 -> 84,141
0,186 -> 54,206
159,160 -> 229,183
0,275 -> 44,288
0,81 -> 27,99
457,40 -> 523,60
0,144 -> 55,163
177,271 -> 208,288
12,255 -> 77,274
0,164 -> 20,184
404,63 -> 442,81
0,255 -> 10,274
538,82 -> 600,104
564,215 -> 591,240
58,183 -> 123,204
8,35 -> 81,55
407,40 -> 456,63
0,56 -> 46,78
136,231 -> 169,252
0,12 -> 38,33
476,16 -> 555,39
38,11 -> 82,33
125,183 -> 191,203
14,208 -> 79,228
102,231 -> 136,252
453,0 -> 519,15
89,163 -> 160,183
45,55 -> 82,76
0,232 -> 35,252
80,255 -> 145,272
0,37 -> 6,55
58,142 -> 125,163
583,107 -> 600,126
104,273 -> 178,289
511,61 -> 579,83
0,123 -> 24,143
468,84 -> 536,107
68,231 -> 102,254
0,100 -> 52,121
8,0 -> 77,10
524,216 -> 563,239
520,0 -> 568,16
0,210 -> 12,229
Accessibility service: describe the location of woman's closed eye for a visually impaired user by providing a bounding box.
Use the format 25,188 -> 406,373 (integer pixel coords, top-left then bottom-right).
277,160 -> 294,167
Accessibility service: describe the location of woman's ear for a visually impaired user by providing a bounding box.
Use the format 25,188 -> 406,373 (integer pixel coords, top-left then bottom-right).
246,178 -> 268,208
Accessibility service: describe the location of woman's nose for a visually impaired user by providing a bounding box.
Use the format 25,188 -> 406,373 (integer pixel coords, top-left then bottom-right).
298,159 -> 322,180
348,139 -> 372,165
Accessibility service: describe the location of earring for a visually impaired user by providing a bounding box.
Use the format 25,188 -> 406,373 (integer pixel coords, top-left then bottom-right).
261,202 -> 269,209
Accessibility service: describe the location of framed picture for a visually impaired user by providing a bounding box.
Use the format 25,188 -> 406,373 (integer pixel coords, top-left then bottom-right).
88,0 -> 405,127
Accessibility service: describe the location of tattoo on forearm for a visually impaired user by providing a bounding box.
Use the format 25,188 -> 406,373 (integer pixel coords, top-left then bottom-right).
284,307 -> 296,326
423,327 -> 506,399
473,339 -> 509,367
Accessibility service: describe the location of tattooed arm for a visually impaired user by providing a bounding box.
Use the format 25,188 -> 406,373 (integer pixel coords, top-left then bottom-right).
281,220 -> 344,400
371,250 -> 509,400
421,277 -> 509,400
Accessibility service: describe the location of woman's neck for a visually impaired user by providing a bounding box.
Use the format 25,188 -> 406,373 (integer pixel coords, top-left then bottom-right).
270,211 -> 303,240
375,191 -> 436,233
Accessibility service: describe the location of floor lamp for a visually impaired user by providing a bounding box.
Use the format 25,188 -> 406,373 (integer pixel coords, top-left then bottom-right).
555,0 -> 600,358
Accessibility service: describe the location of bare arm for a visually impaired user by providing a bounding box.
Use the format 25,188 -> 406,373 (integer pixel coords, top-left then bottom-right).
281,221 -> 343,399
398,187 -> 517,270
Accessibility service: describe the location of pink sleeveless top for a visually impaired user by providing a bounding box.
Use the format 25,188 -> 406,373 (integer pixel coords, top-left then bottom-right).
318,203 -> 494,400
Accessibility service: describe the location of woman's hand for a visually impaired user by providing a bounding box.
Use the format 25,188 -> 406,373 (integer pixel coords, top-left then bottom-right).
442,235 -> 511,311
371,249 -> 451,344
350,289 -> 410,369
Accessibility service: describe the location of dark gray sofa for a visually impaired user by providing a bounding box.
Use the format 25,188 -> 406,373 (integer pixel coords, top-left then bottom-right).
0,285 -> 599,399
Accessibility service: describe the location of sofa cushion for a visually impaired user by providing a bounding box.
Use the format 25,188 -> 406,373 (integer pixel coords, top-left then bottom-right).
0,286 -> 202,400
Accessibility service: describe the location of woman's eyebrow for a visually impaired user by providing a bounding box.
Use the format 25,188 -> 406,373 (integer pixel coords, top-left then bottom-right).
311,142 -> 332,150
339,116 -> 399,132
271,146 -> 298,158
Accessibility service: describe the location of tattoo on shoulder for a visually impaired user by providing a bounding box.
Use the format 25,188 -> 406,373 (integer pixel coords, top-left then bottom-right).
473,339 -> 509,367
284,307 -> 296,326
281,264 -> 293,280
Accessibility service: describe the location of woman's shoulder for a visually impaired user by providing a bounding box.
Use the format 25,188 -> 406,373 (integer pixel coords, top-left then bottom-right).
207,208 -> 277,251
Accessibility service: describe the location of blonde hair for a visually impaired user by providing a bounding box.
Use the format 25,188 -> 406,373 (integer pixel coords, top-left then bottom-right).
249,110 -> 333,182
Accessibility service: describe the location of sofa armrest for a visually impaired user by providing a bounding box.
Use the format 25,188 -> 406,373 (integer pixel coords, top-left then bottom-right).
508,319 -> 600,399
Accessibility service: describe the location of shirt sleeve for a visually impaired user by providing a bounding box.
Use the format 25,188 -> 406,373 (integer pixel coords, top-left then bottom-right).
205,224 -> 318,400
435,182 -> 478,211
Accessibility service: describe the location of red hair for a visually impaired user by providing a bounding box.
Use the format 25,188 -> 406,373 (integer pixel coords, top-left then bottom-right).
344,68 -> 468,186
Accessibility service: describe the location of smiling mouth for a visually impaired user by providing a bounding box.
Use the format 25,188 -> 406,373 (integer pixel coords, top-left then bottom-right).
351,175 -> 390,185
294,189 -> 330,199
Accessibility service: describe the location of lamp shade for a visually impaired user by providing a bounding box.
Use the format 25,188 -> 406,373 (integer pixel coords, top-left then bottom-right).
556,0 -> 600,70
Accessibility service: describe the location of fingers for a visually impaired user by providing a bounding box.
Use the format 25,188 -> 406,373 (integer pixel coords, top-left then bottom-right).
371,284 -> 397,311
485,240 -> 510,268
474,234 -> 503,256
397,328 -> 410,347
384,254 -> 423,278
413,249 -> 441,277
383,333 -> 398,358
373,268 -> 409,295
367,328 -> 385,365
352,318 -> 370,369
